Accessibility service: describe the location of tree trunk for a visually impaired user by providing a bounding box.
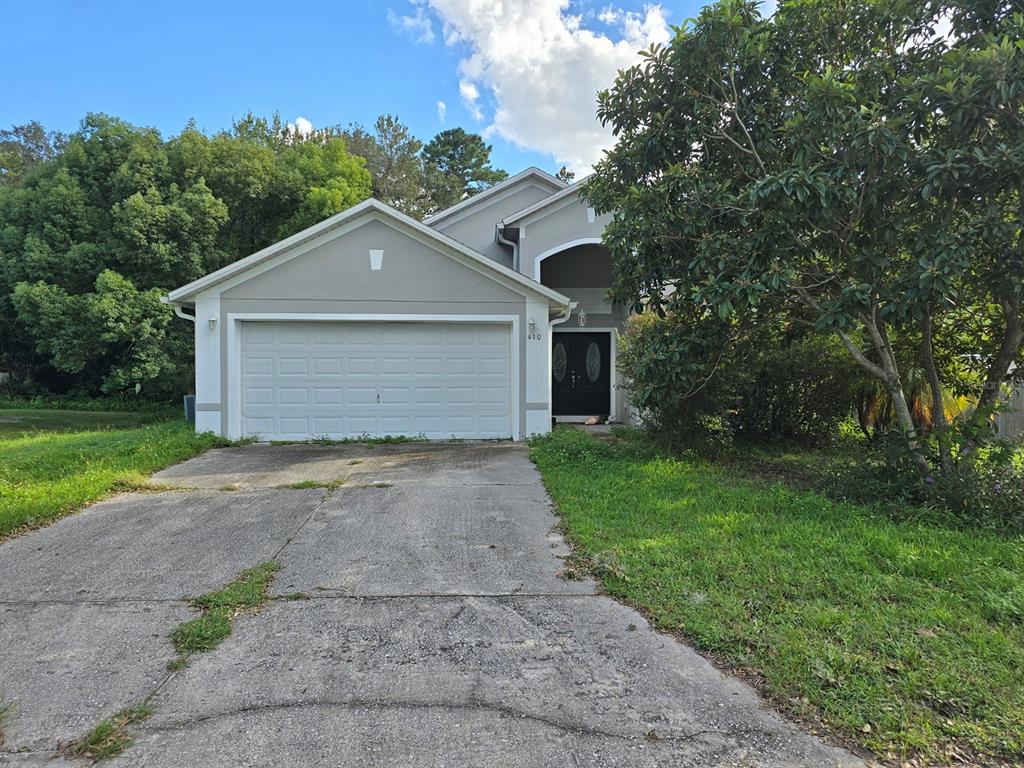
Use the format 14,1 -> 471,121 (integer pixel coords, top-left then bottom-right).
859,315 -> 932,476
816,288 -> 930,476
956,299 -> 1024,459
975,299 -> 1023,416
921,309 -> 952,473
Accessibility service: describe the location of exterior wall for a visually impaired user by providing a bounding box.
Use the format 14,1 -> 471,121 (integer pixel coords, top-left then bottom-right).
194,217 -> 552,440
532,237 -> 632,425
430,182 -> 557,268
514,194 -> 614,280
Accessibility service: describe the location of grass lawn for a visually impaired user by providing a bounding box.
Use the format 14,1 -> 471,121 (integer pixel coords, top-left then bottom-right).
0,408 -> 170,439
531,427 -> 1024,766
0,411 -> 226,539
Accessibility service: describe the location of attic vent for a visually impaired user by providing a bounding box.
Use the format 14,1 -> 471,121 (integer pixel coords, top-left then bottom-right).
369,249 -> 383,271
586,207 -> 596,224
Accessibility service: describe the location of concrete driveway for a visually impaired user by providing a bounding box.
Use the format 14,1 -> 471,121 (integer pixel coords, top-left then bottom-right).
0,443 -> 861,767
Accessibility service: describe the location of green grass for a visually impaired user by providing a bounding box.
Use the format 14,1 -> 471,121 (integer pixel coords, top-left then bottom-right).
0,408 -> 170,439
169,562 -> 280,666
530,427 -> 1024,766
0,413 -> 226,538
62,702 -> 153,761
278,478 -> 345,490
0,699 -> 15,747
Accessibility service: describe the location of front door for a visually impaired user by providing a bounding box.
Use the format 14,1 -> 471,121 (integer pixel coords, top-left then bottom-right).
552,332 -> 611,416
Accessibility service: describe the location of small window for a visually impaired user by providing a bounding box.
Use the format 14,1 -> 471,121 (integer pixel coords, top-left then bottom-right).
586,342 -> 601,382
553,342 -> 568,382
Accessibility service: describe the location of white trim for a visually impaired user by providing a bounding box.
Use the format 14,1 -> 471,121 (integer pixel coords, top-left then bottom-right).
501,175 -> 592,226
167,198 -> 570,308
424,167 -> 565,226
532,237 -> 604,281
551,326 -> 618,421
226,313 -> 521,442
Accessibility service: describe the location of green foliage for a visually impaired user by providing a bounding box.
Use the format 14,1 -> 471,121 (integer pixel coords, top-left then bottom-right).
531,427 -> 1024,765
732,335 -> 859,445
0,699 -> 15,747
169,561 -> 279,661
619,310 -> 858,447
0,121 -> 65,187
342,114 -> 428,217
588,0 -> 1024,474
12,270 -> 178,395
617,310 -> 737,439
422,127 -> 508,210
0,417 -> 226,538
0,111 -> 514,396
62,703 -> 153,761
0,112 -> 372,397
0,407 -> 170,439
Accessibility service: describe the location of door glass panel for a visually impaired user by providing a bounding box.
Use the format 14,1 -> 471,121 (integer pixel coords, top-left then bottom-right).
586,342 -> 601,382
553,342 -> 568,382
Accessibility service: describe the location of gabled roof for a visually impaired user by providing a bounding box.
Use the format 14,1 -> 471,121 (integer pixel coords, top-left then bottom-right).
166,198 -> 571,306
424,167 -> 566,226
501,174 -> 593,226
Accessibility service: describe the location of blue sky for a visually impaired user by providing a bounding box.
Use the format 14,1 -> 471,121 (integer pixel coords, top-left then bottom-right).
0,0 -> 713,174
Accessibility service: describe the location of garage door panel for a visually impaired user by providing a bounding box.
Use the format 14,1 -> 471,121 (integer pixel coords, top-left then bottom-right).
279,358 -> 309,376
240,321 -> 513,441
313,388 -> 342,405
345,357 -> 376,375
278,388 -> 310,405
313,358 -> 343,375
347,387 -> 376,405
244,358 -> 274,376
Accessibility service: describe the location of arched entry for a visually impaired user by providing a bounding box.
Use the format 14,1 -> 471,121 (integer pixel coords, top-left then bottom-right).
531,237 -> 604,281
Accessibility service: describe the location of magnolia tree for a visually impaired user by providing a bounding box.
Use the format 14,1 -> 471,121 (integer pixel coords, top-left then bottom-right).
588,0 -> 1023,474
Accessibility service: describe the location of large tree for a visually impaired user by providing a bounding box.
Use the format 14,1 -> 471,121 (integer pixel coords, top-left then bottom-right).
0,121 -> 66,187
0,113 -> 370,396
588,0 -> 1022,475
343,115 -> 428,217
422,128 -> 507,211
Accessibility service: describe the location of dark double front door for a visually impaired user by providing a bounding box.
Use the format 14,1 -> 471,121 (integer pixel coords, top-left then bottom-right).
552,332 -> 611,416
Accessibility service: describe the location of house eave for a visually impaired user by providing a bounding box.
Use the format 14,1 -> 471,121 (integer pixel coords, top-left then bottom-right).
166,198 -> 571,308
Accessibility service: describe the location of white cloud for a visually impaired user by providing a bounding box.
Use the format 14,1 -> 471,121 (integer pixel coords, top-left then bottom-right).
458,79 -> 479,102
425,0 -> 671,173
458,78 -> 484,121
387,3 -> 435,44
436,99 -> 447,122
287,116 -> 314,138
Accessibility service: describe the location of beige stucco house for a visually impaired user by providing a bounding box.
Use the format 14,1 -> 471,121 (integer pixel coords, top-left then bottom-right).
165,168 -> 629,441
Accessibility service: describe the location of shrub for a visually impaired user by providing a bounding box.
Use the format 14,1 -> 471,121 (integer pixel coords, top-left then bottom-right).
731,334 -> 858,445
617,311 -> 740,444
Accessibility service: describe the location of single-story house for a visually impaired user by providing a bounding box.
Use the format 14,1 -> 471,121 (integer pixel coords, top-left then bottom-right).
165,168 -> 630,442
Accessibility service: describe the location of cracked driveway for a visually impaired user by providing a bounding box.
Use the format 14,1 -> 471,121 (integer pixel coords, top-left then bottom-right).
0,443 -> 862,767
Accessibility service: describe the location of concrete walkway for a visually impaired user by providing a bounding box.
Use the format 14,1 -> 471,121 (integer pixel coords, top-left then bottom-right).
0,443 -> 862,767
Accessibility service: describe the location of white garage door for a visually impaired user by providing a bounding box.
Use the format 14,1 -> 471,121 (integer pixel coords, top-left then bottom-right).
239,321 -> 513,441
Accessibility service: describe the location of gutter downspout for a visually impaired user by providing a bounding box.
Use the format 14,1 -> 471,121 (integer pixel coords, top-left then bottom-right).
550,300 -> 576,329
547,301 -> 577,430
496,224 -> 520,273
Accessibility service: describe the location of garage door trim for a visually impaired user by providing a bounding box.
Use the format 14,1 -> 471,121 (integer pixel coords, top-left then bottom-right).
225,313 -> 520,441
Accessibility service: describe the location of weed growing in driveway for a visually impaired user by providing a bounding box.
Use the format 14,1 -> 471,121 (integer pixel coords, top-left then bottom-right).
0,699 -> 15,747
168,561 -> 280,668
62,702 -> 153,761
278,478 -> 345,490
